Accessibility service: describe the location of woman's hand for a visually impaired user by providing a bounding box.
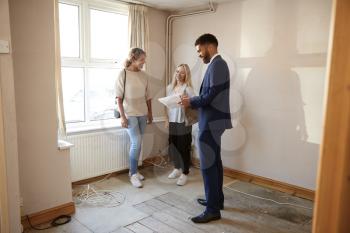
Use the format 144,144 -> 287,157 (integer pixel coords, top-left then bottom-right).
147,113 -> 153,124
121,116 -> 128,128
164,119 -> 169,129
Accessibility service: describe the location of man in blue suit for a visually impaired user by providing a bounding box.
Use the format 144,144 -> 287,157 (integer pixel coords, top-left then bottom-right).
180,33 -> 232,223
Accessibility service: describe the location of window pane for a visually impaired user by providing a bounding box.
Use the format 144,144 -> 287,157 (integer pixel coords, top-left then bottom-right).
87,68 -> 119,121
61,67 -> 85,122
59,3 -> 80,58
90,9 -> 128,61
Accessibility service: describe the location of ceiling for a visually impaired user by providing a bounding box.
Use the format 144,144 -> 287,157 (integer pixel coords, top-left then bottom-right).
120,0 -> 233,11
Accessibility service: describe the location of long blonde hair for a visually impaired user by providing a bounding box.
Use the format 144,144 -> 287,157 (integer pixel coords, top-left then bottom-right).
171,64 -> 193,90
124,47 -> 146,68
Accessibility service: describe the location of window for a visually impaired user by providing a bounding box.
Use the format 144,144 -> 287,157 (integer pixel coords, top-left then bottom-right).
59,0 -> 128,131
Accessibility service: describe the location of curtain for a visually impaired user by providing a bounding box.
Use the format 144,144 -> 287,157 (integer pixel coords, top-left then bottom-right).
128,4 -> 149,57
54,0 -> 66,137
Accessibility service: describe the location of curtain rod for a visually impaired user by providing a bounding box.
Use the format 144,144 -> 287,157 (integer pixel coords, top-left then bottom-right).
113,0 -> 152,7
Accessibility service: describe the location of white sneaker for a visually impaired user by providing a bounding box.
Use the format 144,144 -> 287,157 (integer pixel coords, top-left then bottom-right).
130,174 -> 143,188
168,169 -> 181,179
177,174 -> 188,186
137,172 -> 145,181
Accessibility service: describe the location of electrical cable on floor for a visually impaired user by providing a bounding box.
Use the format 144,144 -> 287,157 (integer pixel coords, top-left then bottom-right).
94,172 -> 114,184
72,171 -> 126,208
26,214 -> 71,231
223,185 -> 312,210
186,150 -> 311,210
74,184 -> 125,208
143,154 -> 169,168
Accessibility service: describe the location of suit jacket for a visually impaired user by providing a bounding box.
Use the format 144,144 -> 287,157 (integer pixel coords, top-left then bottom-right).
190,55 -> 232,131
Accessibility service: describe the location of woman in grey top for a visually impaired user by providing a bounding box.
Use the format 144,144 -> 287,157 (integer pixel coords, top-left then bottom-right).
115,48 -> 153,188
165,64 -> 195,186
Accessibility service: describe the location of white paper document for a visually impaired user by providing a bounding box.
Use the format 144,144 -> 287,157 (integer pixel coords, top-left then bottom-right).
158,95 -> 181,109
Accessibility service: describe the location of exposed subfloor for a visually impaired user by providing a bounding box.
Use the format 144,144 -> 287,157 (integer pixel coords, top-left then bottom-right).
25,166 -> 313,233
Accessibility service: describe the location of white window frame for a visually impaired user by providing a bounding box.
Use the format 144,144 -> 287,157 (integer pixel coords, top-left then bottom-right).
59,0 -> 129,133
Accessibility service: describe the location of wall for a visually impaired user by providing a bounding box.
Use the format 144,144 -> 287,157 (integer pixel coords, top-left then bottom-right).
172,0 -> 332,189
9,0 -> 73,215
142,7 -> 169,158
0,0 -> 21,231
8,1 -> 169,215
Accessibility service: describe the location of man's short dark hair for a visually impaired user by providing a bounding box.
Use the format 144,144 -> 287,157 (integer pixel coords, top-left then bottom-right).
195,33 -> 218,47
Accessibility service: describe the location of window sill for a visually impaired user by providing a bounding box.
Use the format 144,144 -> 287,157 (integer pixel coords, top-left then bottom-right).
58,139 -> 74,150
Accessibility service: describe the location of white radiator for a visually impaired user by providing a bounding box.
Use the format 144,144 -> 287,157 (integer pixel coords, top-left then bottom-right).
68,130 -> 140,182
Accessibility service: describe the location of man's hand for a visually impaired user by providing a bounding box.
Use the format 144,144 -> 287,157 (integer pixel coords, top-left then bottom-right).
179,95 -> 191,108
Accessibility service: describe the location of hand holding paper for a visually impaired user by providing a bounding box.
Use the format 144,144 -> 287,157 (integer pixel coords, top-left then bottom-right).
158,95 -> 181,109
179,94 -> 191,108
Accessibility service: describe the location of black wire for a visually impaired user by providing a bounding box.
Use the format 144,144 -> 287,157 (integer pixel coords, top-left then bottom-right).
51,215 -> 72,226
26,214 -> 71,231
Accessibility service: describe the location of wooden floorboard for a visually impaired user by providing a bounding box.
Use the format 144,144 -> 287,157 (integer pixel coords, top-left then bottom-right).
131,181 -> 313,233
138,216 -> 182,233
156,192 -> 203,216
111,227 -> 135,233
135,196 -> 223,233
152,211 -> 205,233
126,222 -> 154,233
137,193 -> 242,233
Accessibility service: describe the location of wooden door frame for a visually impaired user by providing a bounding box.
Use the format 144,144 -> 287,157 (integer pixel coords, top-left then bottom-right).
0,83 -> 9,233
313,0 -> 350,232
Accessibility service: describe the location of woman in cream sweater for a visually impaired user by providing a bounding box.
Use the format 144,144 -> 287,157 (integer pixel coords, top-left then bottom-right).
115,47 -> 153,188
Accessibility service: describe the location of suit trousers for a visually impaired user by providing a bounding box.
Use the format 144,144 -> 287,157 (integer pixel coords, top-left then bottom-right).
198,129 -> 225,214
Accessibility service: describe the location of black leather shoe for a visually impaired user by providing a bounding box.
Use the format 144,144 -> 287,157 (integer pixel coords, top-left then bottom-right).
191,212 -> 221,223
197,198 -> 224,210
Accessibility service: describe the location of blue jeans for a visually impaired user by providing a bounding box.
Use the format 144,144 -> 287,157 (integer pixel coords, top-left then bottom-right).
126,116 -> 147,175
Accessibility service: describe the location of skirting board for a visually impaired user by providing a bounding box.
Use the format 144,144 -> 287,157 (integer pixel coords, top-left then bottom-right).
223,167 -> 315,200
191,158 -> 315,201
21,202 -> 75,230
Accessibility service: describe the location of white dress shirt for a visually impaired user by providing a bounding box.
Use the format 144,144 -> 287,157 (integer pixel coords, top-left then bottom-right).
209,53 -> 220,65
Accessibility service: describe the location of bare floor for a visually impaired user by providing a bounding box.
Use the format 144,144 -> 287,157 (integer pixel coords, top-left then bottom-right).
25,166 -> 313,233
